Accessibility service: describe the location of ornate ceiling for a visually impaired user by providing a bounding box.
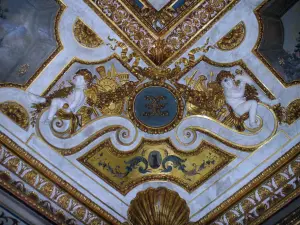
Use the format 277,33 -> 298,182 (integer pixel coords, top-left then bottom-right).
0,0 -> 300,224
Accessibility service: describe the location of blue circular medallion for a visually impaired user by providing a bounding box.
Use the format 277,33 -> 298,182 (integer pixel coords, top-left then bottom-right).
134,86 -> 178,128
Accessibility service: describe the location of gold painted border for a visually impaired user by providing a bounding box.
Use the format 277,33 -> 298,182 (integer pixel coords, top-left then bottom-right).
0,0 -> 65,90
0,132 -> 122,225
195,141 -> 300,224
252,0 -> 300,87
78,139 -> 236,195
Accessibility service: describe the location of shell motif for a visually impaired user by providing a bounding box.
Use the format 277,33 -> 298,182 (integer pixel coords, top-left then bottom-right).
127,187 -> 190,225
216,21 -> 246,51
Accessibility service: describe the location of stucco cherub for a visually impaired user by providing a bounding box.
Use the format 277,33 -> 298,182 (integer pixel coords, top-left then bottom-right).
216,70 -> 279,128
29,69 -> 93,124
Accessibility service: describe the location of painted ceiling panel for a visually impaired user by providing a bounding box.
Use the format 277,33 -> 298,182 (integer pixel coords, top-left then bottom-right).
0,0 -> 300,224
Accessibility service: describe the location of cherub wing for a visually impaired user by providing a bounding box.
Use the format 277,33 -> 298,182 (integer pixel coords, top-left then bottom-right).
46,85 -> 75,100
27,92 -> 46,104
245,84 -> 259,101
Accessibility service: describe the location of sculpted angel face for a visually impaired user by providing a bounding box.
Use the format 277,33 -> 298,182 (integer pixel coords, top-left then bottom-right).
221,77 -> 235,89
73,75 -> 86,87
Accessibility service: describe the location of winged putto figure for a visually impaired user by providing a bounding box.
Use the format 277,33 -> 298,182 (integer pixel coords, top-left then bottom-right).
175,70 -> 279,131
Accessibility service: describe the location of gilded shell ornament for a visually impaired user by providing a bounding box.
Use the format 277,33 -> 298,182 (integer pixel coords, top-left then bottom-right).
127,187 -> 190,225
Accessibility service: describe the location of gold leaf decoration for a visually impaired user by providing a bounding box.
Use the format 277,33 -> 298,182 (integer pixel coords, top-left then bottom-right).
127,187 -> 190,225
0,101 -> 29,130
286,99 -> 300,124
216,21 -> 246,51
73,18 -> 104,48
78,139 -> 235,194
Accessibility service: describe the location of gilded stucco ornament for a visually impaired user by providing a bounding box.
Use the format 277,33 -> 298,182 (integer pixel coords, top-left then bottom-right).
28,69 -> 95,137
85,64 -> 130,116
78,139 -> 234,194
73,18 -> 104,48
127,187 -> 190,225
28,65 -> 137,137
216,21 -> 246,51
176,70 -> 279,131
285,99 -> 300,125
84,0 -> 240,66
0,101 -> 29,130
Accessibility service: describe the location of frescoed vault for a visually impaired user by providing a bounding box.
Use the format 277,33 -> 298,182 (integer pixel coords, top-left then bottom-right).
0,0 -> 300,224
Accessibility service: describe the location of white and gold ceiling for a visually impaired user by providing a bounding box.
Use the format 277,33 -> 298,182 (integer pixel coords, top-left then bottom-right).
0,0 -> 300,224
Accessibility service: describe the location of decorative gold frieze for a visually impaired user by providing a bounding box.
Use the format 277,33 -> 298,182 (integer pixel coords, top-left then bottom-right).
216,21 -> 246,51
0,101 -> 29,130
73,18 -> 104,48
0,145 -> 109,225
84,0 -> 240,66
121,0 -> 199,34
127,187 -> 190,225
196,142 -> 300,225
0,170 -> 76,225
0,133 -> 121,225
78,139 -> 235,195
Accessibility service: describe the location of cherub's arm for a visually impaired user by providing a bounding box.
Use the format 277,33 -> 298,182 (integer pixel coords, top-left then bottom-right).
235,75 -> 255,93
68,90 -> 83,112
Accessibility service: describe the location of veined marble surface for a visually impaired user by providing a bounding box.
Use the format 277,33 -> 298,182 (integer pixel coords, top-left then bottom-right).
0,0 -> 300,223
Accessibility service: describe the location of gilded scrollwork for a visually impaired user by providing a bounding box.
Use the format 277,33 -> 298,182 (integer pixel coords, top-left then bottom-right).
78,139 -> 235,195
73,18 -> 104,48
0,101 -> 29,130
216,21 -> 246,51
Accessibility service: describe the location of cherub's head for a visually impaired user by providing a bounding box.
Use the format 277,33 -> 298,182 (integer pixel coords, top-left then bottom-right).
216,70 -> 235,89
74,69 -> 93,87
